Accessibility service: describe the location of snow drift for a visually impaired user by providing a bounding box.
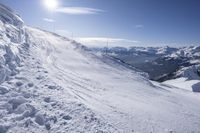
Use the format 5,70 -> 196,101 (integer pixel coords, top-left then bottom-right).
0,4 -> 25,84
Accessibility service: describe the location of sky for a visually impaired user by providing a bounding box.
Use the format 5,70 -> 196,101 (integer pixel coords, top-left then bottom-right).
0,0 -> 200,47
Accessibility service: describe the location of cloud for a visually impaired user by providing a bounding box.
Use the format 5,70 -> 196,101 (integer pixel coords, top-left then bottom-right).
135,24 -> 143,29
43,18 -> 55,23
55,7 -> 104,15
76,37 -> 139,47
77,37 -> 138,43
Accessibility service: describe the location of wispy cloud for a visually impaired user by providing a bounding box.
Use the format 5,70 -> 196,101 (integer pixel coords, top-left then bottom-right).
76,37 -> 139,47
135,24 -> 144,29
77,37 -> 138,43
43,18 -> 55,23
55,7 -> 104,15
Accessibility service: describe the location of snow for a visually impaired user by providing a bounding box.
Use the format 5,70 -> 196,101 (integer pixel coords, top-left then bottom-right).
0,4 -> 24,85
164,77 -> 200,92
176,65 -> 200,80
5,26 -> 200,132
1,4 -> 200,133
163,65 -> 200,92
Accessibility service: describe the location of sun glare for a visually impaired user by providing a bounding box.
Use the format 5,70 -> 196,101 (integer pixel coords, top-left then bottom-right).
44,0 -> 58,10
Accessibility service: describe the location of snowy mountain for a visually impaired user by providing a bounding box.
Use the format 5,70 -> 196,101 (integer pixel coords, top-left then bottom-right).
87,46 -> 200,81
1,4 -> 200,133
164,65 -> 200,92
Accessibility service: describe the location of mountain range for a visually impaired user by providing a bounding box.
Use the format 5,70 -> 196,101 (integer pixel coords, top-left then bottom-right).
87,46 -> 200,82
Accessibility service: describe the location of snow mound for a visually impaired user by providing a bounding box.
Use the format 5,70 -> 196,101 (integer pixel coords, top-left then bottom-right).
0,4 -> 25,44
0,4 -> 25,84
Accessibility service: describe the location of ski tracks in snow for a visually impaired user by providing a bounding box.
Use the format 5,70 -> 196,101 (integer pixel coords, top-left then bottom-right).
0,40 -> 118,133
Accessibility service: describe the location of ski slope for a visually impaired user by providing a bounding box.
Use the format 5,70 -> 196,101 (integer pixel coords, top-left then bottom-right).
1,5 -> 200,133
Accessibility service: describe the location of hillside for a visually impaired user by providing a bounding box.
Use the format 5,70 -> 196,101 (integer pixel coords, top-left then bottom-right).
1,4 -> 200,133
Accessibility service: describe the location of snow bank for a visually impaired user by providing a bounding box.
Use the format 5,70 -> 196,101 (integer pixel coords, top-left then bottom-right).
0,4 -> 25,84
0,4 -> 25,43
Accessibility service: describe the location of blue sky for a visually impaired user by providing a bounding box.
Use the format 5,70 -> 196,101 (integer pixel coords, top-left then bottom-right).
0,0 -> 200,47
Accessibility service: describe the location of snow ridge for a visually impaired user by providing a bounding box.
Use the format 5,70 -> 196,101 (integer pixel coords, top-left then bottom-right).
0,4 -> 25,84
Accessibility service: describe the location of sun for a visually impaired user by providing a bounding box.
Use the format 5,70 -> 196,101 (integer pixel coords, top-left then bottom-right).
44,0 -> 58,10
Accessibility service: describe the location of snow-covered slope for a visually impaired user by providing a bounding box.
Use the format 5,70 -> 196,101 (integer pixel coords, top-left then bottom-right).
1,4 -> 200,133
164,65 -> 200,92
164,78 -> 200,92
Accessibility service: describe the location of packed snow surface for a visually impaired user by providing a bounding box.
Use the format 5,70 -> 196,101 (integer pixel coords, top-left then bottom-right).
1,5 -> 200,133
164,78 -> 200,92
164,65 -> 200,92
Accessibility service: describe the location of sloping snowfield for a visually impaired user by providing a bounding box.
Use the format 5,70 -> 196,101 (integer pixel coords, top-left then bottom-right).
164,77 -> 200,92
1,5 -> 200,133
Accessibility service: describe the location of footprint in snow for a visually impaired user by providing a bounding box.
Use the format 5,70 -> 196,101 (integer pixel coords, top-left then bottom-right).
62,115 -> 72,120
36,75 -> 43,80
44,97 -> 51,103
15,81 -> 23,87
8,96 -> 28,111
35,113 -> 45,126
14,103 -> 37,118
48,85 -> 57,90
0,86 -> 9,95
45,123 -> 51,130
27,83 -> 34,87
24,119 -> 33,128
44,71 -> 48,73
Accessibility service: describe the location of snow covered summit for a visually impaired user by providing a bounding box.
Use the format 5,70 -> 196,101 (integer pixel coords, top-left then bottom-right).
1,4 -> 200,133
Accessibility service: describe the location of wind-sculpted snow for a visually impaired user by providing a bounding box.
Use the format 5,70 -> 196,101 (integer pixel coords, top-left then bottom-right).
23,27 -> 200,133
0,4 -> 24,84
0,4 -> 25,44
1,4 -> 200,133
